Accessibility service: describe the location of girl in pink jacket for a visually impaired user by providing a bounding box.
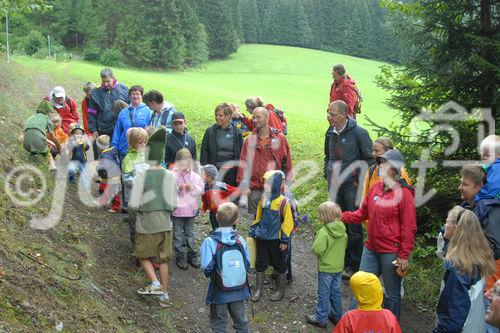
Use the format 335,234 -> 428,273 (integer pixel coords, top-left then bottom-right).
172,148 -> 204,270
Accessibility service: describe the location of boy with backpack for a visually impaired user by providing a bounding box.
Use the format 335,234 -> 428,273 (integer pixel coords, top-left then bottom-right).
250,170 -> 294,302
200,202 -> 250,333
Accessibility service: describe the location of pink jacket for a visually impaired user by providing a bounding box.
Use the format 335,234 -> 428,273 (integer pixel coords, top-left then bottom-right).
172,167 -> 204,217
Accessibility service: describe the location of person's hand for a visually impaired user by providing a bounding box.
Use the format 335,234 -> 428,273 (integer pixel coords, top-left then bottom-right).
184,183 -> 193,191
397,258 -> 408,272
46,139 -> 56,148
279,243 -> 288,251
239,194 -> 248,208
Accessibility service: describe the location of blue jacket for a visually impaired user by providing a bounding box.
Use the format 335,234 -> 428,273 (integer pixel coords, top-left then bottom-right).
476,159 -> 500,201
433,261 -> 484,333
96,147 -> 121,183
200,228 -> 250,305
111,103 -> 152,155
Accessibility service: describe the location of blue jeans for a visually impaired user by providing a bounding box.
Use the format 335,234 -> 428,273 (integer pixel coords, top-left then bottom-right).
350,247 -> 402,319
68,161 -> 89,191
316,272 -> 342,324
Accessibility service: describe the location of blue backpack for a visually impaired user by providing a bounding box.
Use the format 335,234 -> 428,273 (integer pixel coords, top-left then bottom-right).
211,235 -> 249,292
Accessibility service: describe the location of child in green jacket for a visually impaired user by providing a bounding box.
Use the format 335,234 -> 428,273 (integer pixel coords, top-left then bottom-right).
306,201 -> 347,328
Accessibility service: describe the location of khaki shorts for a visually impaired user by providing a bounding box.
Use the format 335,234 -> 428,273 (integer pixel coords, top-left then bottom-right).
134,231 -> 173,263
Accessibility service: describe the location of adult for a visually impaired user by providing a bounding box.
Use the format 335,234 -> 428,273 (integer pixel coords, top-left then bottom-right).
111,85 -> 152,157
486,280 -> 500,329
143,90 -> 177,133
81,82 -> 96,136
45,86 -> 79,134
200,103 -> 243,186
341,149 -> 417,319
324,100 -> 373,277
88,67 -> 130,139
165,112 -> 197,168
329,64 -> 359,118
239,97 -> 287,134
237,107 -> 292,216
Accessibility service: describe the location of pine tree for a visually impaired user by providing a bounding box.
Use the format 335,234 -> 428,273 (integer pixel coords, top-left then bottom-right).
240,0 -> 259,43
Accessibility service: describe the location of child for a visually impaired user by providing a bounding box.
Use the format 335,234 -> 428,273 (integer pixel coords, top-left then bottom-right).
66,123 -> 90,191
95,134 -> 121,213
229,103 -> 250,139
129,127 -> 178,307
250,170 -> 294,302
121,127 -> 149,243
49,113 -> 68,159
200,202 -> 251,332
171,148 -> 204,270
434,206 -> 495,332
81,82 -> 96,136
476,134 -> 500,202
201,164 -> 239,231
23,100 -> 60,169
306,201 -> 347,328
333,271 -> 402,333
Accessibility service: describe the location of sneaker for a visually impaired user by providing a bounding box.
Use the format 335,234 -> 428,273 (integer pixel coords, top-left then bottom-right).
305,314 -> 327,328
158,293 -> 169,307
188,257 -> 200,268
137,284 -> 163,295
107,208 -> 119,214
176,260 -> 188,270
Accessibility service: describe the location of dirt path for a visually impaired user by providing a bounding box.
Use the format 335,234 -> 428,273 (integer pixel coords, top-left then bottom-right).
95,206 -> 434,332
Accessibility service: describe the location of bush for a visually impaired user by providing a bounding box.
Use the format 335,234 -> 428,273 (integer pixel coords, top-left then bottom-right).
83,45 -> 101,61
99,48 -> 125,67
34,43 -> 66,60
22,31 -> 46,56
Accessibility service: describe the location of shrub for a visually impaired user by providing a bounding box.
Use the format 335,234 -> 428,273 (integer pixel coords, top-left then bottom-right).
83,45 -> 101,61
99,48 -> 125,67
22,31 -> 46,56
34,43 -> 66,59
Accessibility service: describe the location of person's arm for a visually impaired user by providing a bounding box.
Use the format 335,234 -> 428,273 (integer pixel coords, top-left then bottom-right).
280,200 -> 294,243
324,129 -> 331,180
356,127 -> 374,163
241,115 -> 253,132
111,113 -> 122,149
398,189 -> 417,260
312,230 -> 327,257
200,129 -> 209,165
88,94 -> 98,134
200,237 -> 216,277
191,136 -> 197,161
68,97 -> 79,121
236,139 -> 249,191
128,171 -> 145,212
164,140 -> 175,166
341,192 -> 370,223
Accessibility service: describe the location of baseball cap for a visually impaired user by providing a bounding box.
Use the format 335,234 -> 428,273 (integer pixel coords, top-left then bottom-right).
171,112 -> 185,123
51,86 -> 66,98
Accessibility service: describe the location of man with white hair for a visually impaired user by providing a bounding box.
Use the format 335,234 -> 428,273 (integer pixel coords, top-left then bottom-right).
45,86 -> 79,134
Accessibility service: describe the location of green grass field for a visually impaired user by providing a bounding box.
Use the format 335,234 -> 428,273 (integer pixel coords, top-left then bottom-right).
15,44 -> 393,211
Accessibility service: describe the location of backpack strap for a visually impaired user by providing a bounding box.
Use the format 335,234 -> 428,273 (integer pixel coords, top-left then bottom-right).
368,163 -> 377,179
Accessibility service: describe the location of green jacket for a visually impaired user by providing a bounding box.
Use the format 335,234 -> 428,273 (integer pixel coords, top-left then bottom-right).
122,148 -> 145,174
312,221 -> 347,273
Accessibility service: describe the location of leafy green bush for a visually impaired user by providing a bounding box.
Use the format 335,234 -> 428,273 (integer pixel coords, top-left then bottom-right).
34,43 -> 66,59
21,31 -> 46,56
99,48 -> 125,67
83,45 -> 101,61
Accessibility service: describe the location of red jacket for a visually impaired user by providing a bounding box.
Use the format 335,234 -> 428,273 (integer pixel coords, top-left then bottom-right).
333,309 -> 402,333
237,128 -> 293,190
202,182 -> 239,213
81,97 -> 92,136
329,75 -> 357,118
241,104 -> 287,133
44,96 -> 79,133
341,181 -> 417,259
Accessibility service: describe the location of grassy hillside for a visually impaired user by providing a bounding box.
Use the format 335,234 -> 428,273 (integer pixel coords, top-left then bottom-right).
15,44 -> 393,214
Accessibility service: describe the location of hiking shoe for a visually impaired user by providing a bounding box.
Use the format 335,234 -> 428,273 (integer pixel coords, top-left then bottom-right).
158,293 -> 169,307
305,314 -> 327,328
176,260 -> 188,270
137,284 -> 163,295
188,257 -> 200,268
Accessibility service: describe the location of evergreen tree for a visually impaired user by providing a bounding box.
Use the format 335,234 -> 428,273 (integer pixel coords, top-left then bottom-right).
240,0 -> 259,43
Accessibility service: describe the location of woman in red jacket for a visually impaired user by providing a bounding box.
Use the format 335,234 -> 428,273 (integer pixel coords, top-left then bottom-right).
342,149 -> 417,320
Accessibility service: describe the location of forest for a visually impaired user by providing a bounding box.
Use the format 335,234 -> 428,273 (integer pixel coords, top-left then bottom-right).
2,0 -> 402,69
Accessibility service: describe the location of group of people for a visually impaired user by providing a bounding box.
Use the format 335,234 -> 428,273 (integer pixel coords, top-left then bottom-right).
21,64 -> 500,333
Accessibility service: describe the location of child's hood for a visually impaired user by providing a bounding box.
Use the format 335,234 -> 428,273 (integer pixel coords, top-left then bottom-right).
350,271 -> 383,311
210,228 -> 239,245
324,220 -> 346,239
265,171 -> 284,201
